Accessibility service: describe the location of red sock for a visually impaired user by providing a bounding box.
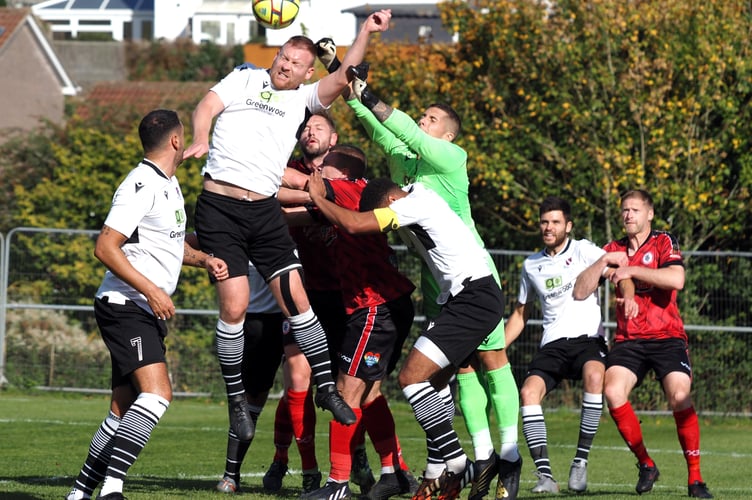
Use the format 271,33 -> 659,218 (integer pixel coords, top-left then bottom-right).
610,402 -> 653,467
272,396 -> 292,463
363,395 -> 408,471
289,388 -> 318,471
330,407 -> 363,482
353,410 -> 367,450
674,406 -> 703,484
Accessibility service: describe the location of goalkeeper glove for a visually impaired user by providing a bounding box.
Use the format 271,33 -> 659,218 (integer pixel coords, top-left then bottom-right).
347,64 -> 380,110
315,38 -> 341,73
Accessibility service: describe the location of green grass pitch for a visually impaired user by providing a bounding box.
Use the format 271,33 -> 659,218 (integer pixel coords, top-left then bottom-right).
1,390 -> 750,499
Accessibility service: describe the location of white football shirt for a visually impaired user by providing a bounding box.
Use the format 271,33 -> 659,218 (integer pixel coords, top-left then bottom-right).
97,160 -> 187,313
382,183 -> 492,305
518,238 -> 605,347
203,64 -> 325,196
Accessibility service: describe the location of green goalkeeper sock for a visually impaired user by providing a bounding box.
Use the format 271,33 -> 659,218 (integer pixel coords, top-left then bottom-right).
457,371 -> 494,460
488,363 -> 521,461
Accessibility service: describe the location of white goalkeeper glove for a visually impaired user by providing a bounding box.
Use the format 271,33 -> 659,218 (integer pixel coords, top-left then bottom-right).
315,38 -> 341,73
347,63 -> 379,109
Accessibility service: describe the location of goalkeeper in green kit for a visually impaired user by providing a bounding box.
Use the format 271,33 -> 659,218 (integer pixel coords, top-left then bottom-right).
316,39 -> 523,500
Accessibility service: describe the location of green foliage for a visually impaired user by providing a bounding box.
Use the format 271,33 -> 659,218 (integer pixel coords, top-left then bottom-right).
0,124 -> 63,232
328,0 -> 752,250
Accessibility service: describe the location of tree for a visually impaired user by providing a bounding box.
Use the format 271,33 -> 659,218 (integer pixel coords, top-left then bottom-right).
6,116 -> 209,308
438,0 -> 752,250
329,0 -> 752,251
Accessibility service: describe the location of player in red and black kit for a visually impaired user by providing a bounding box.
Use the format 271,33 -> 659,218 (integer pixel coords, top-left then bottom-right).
265,113 -> 377,495
573,190 -> 713,499
286,145 -> 419,500
261,111 -> 343,494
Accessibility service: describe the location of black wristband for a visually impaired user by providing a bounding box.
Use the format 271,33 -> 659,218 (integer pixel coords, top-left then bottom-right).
361,88 -> 380,110
327,57 -> 341,73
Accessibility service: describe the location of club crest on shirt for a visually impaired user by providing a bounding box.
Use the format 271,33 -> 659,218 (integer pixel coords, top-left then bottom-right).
364,352 -> 381,367
642,252 -> 654,265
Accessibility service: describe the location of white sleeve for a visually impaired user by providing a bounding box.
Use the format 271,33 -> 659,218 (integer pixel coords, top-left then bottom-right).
104,178 -> 152,239
580,239 -> 607,264
518,266 -> 532,305
210,68 -> 248,107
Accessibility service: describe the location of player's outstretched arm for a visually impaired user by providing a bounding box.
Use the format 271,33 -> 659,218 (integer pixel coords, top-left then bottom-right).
317,9 -> 391,106
183,91 -> 224,160
308,171 -> 379,234
573,251 -> 627,300
348,64 -> 392,121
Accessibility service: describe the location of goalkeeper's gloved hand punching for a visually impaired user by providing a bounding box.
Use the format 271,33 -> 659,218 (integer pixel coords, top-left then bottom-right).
347,64 -> 380,110
315,38 -> 341,73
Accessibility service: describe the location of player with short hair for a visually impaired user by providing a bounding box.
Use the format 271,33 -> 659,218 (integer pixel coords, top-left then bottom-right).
66,109 -> 228,500
573,190 -> 713,499
261,110 -> 342,494
183,11 -> 392,442
505,196 -> 635,494
307,175 -> 506,500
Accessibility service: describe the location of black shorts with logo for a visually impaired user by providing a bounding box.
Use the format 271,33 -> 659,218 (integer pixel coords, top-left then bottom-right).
95,296 -> 167,390
607,337 -> 692,385
337,293 -> 415,381
422,275 -> 504,368
526,335 -> 608,393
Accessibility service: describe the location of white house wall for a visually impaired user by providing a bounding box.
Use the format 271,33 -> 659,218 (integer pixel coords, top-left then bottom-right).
154,0 -> 201,41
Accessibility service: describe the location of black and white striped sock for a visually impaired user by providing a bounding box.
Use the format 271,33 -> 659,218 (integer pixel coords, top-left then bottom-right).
216,319 -> 246,398
522,405 -> 553,477
289,309 -> 335,390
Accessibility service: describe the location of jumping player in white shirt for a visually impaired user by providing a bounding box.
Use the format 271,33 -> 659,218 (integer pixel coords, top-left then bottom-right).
183,11 -> 392,439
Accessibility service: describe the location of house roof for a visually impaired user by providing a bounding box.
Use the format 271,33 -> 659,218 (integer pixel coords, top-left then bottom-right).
74,81 -> 211,126
0,7 -> 78,95
0,9 -> 28,49
33,0 -> 154,12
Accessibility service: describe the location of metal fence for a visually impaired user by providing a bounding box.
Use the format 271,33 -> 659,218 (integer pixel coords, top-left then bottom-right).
2,227 -> 751,413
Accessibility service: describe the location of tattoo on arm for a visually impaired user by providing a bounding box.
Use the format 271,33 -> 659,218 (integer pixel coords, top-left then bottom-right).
371,101 -> 393,122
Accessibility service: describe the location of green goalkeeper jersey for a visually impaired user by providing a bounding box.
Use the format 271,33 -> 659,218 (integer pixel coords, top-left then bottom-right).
349,99 -> 501,320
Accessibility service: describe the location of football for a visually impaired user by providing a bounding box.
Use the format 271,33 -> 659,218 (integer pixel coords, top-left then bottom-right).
252,0 -> 300,30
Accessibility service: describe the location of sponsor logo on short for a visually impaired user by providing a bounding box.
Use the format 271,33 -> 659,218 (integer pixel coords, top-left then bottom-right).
364,352 -> 381,367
